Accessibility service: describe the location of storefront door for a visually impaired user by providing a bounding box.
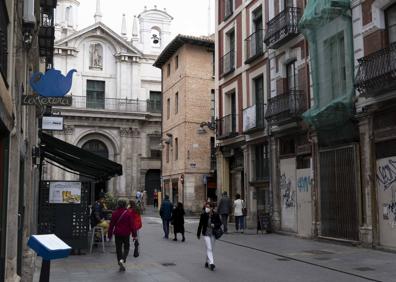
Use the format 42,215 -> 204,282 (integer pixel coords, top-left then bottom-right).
296,166 -> 312,237
0,132 -> 9,281
376,140 -> 396,248
280,158 -> 297,232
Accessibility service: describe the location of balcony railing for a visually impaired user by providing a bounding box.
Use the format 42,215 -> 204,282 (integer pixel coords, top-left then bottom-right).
39,5 -> 55,67
216,113 -> 238,140
0,0 -> 9,81
265,90 -> 306,125
355,42 -> 396,97
243,103 -> 266,132
220,50 -> 235,77
245,30 -> 264,64
264,7 -> 301,49
62,96 -> 162,113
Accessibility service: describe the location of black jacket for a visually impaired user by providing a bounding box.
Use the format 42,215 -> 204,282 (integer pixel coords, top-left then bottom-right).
197,212 -> 222,237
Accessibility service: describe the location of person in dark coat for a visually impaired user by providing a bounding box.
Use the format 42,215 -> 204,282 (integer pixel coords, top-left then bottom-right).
217,191 -> 232,233
171,202 -> 186,242
159,195 -> 173,239
197,202 -> 222,271
108,199 -> 137,272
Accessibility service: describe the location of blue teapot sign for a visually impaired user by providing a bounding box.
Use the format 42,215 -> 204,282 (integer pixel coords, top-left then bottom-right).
23,68 -> 77,106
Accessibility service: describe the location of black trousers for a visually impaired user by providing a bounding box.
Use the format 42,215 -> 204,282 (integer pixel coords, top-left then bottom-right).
115,235 -> 130,262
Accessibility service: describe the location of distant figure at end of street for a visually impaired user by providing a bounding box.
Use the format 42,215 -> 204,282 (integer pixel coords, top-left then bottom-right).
160,195 -> 173,239
233,193 -> 245,233
171,202 -> 186,242
217,191 -> 232,233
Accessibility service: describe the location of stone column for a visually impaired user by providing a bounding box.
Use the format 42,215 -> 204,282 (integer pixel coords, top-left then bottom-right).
310,131 -> 320,237
358,115 -> 375,246
270,136 -> 281,230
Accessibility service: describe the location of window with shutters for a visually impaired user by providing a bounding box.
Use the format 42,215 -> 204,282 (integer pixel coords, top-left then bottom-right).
324,32 -> 346,102
386,4 -> 396,44
0,0 -> 9,82
86,80 -> 105,109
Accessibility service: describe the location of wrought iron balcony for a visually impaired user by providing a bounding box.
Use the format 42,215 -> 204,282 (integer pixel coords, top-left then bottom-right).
219,50 -> 235,77
265,90 -> 306,125
40,0 -> 58,8
243,103 -> 266,133
0,0 -> 9,81
216,113 -> 238,140
264,7 -> 301,49
61,96 -> 162,114
355,42 -> 396,97
245,30 -> 264,64
39,7 -> 55,66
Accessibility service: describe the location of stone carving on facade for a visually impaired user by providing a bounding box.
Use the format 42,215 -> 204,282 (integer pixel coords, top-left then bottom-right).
53,125 -> 74,135
64,125 -> 74,135
120,127 -> 140,138
89,43 -> 103,69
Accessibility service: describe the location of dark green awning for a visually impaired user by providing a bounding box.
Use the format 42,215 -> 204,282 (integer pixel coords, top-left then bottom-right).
40,132 -> 122,180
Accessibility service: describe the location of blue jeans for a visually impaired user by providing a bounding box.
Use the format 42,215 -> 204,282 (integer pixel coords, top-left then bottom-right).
235,216 -> 244,231
162,219 -> 170,238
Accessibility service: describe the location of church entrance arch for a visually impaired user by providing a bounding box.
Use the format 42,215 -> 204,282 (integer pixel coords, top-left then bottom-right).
145,170 -> 161,205
81,139 -> 109,202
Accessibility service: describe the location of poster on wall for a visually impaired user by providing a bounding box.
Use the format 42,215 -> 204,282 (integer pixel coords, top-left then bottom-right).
49,182 -> 82,204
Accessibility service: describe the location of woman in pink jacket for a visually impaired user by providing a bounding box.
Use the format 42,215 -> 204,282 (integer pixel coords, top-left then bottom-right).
108,199 -> 137,271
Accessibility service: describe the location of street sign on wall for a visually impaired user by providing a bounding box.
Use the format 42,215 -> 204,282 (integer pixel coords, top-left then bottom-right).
42,116 -> 64,131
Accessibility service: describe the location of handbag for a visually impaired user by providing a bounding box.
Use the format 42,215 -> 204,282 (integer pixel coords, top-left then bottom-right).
133,239 -> 140,257
213,227 -> 224,239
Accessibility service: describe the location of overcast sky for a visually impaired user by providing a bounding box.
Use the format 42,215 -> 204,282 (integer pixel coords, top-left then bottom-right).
78,0 -> 215,38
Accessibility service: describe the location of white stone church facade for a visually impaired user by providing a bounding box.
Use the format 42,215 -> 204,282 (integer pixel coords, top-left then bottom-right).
46,0 -> 172,202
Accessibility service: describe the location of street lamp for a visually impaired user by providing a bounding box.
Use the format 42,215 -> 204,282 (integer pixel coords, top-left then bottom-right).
197,120 -> 216,134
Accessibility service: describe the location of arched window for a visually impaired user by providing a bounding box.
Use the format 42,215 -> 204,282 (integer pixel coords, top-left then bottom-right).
151,27 -> 161,47
89,43 -> 103,70
386,4 -> 396,44
82,140 -> 108,159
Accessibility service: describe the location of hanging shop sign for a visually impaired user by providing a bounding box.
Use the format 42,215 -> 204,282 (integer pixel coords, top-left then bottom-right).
25,68 -> 77,106
42,116 -> 64,131
49,182 -> 82,204
22,95 -> 72,106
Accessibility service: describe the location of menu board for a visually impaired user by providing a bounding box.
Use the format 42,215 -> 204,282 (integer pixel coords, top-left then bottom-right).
49,182 -> 81,204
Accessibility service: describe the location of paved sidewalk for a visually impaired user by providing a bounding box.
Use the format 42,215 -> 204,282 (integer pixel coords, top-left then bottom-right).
33,209 -> 396,282
183,222 -> 396,282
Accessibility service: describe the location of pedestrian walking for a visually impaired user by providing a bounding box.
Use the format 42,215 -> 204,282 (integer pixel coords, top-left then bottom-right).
108,199 -> 137,272
233,193 -> 245,233
217,191 -> 232,233
153,189 -> 158,208
171,202 -> 186,242
197,202 -> 222,271
159,195 -> 173,239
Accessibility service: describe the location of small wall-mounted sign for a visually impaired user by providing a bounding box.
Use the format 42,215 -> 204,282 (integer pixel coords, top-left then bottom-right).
190,163 -> 196,168
22,95 -> 72,106
42,116 -> 64,131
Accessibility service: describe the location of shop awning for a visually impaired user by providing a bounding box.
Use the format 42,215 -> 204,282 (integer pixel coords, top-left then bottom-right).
39,132 -> 122,180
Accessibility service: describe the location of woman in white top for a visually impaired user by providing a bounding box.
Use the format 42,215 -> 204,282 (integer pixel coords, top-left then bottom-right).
233,194 -> 245,233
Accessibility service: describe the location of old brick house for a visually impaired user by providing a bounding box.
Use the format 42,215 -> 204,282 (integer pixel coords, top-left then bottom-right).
154,35 -> 215,213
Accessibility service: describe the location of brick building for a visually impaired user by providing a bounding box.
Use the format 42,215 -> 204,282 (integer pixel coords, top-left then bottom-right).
215,0 -> 271,227
154,35 -> 215,213
353,0 -> 396,249
264,0 -> 312,236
